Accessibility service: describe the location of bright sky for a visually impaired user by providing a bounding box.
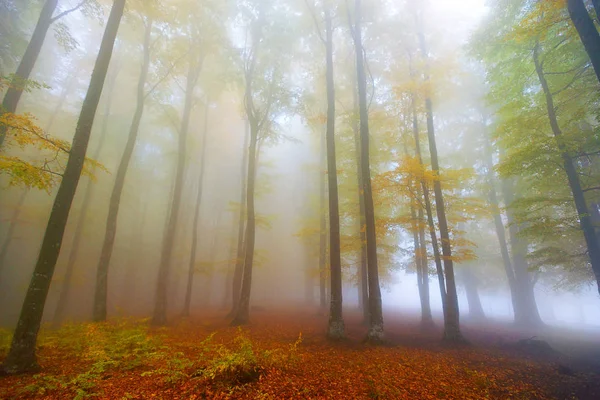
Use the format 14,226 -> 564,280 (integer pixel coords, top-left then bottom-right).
430,0 -> 489,43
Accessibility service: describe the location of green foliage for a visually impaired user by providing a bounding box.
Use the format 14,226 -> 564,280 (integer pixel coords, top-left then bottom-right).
198,329 -> 302,387
23,319 -> 163,398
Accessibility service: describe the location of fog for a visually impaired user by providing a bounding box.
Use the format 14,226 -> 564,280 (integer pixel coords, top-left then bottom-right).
2,0 -> 600,367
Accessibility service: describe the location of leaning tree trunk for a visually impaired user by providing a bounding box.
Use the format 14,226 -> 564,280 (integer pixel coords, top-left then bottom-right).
0,0 -> 58,147
323,5 -> 344,340
352,65 -> 369,325
93,18 -> 153,322
53,68 -> 118,326
228,123 -> 249,318
533,42 -> 600,297
182,100 -> 210,317
353,0 -> 384,343
152,54 -> 202,326
567,0 -> 600,85
417,28 -> 464,344
1,0 -> 125,374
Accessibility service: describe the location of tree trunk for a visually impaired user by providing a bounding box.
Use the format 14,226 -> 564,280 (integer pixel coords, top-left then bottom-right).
417,28 -> 464,344
567,0 -> 600,85
53,69 -> 117,326
323,6 -> 344,340
45,68 -> 81,133
533,42 -> 600,298
461,267 -> 485,321
1,0 -> 125,374
487,130 -> 543,327
0,190 -> 28,281
0,0 -> 58,147
318,127 -> 327,311
182,100 -> 209,317
410,89 -> 446,315
93,18 -> 153,322
152,53 -> 202,326
231,119 -> 258,325
228,122 -> 249,317
353,0 -> 384,343
352,62 -> 369,325
593,0 -> 600,24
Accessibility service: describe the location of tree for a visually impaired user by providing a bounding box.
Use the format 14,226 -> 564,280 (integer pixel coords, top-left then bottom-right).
93,10 -> 156,322
228,123 -> 249,317
0,0 -> 94,147
1,0 -> 126,374
532,39 -> 600,297
482,125 -> 542,327
182,99 -> 210,317
231,0 -> 297,325
416,13 -> 465,343
53,63 -> 120,326
351,0 -> 384,343
152,42 -> 204,326
567,0 -> 600,85
305,0 -> 344,339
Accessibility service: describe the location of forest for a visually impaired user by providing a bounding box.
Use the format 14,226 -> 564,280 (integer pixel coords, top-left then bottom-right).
1,0 -> 600,398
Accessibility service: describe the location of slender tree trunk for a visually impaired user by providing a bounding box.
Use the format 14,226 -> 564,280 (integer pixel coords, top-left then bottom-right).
410,89 -> 446,314
93,18 -> 153,322
417,27 -> 464,343
152,54 -> 202,326
228,123 -> 249,317
1,0 -> 125,374
203,210 -> 222,307
460,267 -> 485,321
533,42 -> 600,297
0,190 -> 28,280
352,64 -> 369,324
483,129 -> 542,327
182,100 -> 209,317
318,127 -> 327,311
416,205 -> 432,326
353,0 -> 383,342
322,6 -> 344,340
567,0 -> 600,85
0,0 -> 58,147
53,69 -> 117,326
45,68 -> 81,133
231,118 -> 258,325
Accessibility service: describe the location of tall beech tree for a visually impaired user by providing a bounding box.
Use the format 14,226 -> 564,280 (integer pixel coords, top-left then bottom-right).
153,46 -> 204,326
416,16 -> 464,343
1,0 -> 126,374
305,0 -> 344,339
53,64 -> 120,326
93,13 -> 156,322
182,100 -> 210,317
228,123 -> 249,317
351,0 -> 384,343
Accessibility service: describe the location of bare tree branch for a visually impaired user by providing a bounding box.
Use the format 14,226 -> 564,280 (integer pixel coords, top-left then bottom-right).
50,0 -> 88,23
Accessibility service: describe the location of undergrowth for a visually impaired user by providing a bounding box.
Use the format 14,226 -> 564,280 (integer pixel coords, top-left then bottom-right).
7,321 -> 303,397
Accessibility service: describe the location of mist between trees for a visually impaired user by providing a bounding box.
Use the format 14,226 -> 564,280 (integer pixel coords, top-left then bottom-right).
1,0 -> 600,377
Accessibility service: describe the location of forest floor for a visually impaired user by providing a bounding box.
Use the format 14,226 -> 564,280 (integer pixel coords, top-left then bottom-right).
1,307 -> 599,399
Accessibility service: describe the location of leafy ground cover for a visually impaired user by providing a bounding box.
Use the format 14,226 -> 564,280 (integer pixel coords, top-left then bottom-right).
0,308 -> 599,399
